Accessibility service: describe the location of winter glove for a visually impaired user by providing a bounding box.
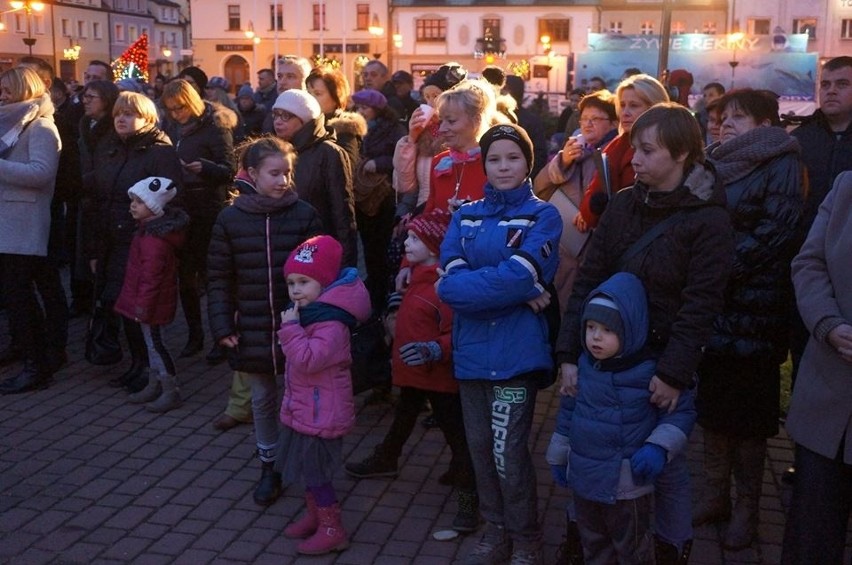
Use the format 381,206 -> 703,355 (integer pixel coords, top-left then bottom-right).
630,443 -> 667,485
546,432 -> 572,488
399,341 -> 442,366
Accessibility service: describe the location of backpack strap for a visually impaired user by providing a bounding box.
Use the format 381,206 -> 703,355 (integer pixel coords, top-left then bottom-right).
617,211 -> 687,271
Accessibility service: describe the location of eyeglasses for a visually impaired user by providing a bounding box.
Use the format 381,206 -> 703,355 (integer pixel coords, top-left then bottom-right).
580,116 -> 612,126
82,94 -> 100,101
165,103 -> 187,114
272,110 -> 298,121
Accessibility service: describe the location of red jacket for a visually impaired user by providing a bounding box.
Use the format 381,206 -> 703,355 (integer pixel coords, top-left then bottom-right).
579,132 -> 635,228
392,263 -> 456,393
114,208 -> 187,325
425,149 -> 487,213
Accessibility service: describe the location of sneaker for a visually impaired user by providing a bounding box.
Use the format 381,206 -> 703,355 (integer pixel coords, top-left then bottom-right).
344,447 -> 398,479
462,523 -> 511,565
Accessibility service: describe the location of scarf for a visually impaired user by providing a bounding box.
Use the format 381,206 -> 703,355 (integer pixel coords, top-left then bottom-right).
232,188 -> 299,214
297,301 -> 356,329
434,147 -> 481,176
0,95 -> 47,157
709,126 -> 799,185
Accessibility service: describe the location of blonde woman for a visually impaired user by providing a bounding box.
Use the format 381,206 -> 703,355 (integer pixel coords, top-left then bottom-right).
86,92 -> 182,392
161,79 -> 236,362
0,67 -> 62,395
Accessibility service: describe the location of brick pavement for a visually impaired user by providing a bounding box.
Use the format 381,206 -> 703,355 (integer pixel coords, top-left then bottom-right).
1,308 -> 850,565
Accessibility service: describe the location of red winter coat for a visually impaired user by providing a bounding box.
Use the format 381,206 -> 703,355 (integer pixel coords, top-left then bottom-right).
114,208 -> 188,325
424,149 -> 487,214
579,132 -> 635,229
392,263 -> 456,393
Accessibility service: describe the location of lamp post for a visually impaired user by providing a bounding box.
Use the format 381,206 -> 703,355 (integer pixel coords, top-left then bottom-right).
728,31 -> 744,89
368,13 -> 383,60
9,1 -> 44,56
244,21 -> 260,74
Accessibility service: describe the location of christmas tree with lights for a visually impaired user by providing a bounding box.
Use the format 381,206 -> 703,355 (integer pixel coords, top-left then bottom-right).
113,33 -> 149,81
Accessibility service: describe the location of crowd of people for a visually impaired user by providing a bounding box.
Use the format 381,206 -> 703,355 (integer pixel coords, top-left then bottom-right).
0,51 -> 851,564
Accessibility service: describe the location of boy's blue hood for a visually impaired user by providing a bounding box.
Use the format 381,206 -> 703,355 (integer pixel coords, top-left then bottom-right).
581,272 -> 649,358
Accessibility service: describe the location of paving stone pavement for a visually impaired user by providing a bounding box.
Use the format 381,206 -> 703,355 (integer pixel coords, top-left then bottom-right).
1,305 -> 850,565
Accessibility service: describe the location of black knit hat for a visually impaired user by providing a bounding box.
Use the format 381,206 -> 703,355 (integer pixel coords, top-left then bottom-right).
478,123 -> 534,176
582,295 -> 624,355
178,66 -> 208,92
422,63 -> 467,92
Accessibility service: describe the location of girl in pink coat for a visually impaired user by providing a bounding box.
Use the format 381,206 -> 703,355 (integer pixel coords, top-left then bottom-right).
276,235 -> 371,556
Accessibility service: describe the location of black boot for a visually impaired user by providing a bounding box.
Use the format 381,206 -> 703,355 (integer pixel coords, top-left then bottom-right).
0,359 -> 52,395
205,343 -> 226,365
655,536 -> 692,565
254,461 -> 282,506
179,285 -> 204,357
180,325 -> 204,358
114,318 -> 149,390
109,359 -> 146,388
556,521 -> 585,565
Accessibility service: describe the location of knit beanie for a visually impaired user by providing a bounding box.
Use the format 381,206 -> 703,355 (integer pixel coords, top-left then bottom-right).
582,295 -> 625,352
351,88 -> 387,110
478,123 -> 534,176
273,89 -> 322,124
284,235 -> 343,288
423,63 -> 468,92
207,76 -> 230,92
237,84 -> 254,98
408,208 -> 451,255
127,176 -> 177,217
178,66 -> 208,91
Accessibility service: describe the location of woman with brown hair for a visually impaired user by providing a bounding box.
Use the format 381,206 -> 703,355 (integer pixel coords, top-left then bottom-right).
161,78 -> 237,363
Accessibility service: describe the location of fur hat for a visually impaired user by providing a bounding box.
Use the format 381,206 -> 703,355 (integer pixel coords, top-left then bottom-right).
478,123 -> 534,176
273,89 -> 322,124
408,209 -> 451,255
178,66 -> 208,91
284,235 -> 343,288
237,84 -> 254,98
582,295 -> 624,353
351,88 -> 387,110
127,176 -> 177,217
207,76 -> 230,91
422,63 -> 468,92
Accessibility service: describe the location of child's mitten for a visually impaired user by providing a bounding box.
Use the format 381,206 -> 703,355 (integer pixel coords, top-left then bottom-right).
546,432 -> 571,488
630,443 -> 667,485
399,341 -> 442,366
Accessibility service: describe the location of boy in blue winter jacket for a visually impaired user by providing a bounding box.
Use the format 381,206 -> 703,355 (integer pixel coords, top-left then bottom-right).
547,272 -> 696,564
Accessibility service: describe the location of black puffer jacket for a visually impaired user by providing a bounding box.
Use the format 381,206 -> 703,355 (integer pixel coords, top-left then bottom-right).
166,102 -> 236,219
290,115 -> 358,267
791,110 -> 852,232
707,136 -> 803,362
206,190 -> 323,375
86,126 -> 182,259
556,163 -> 734,390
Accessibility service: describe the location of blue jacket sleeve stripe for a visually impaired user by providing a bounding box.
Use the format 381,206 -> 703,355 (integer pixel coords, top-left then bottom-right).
510,252 -> 545,294
445,257 -> 468,272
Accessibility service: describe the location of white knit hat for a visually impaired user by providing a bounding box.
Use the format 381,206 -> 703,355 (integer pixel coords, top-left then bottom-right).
272,89 -> 321,124
127,176 -> 177,217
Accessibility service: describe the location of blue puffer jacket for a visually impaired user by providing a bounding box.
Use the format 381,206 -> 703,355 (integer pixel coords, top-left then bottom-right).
438,180 -> 562,380
554,272 -> 696,504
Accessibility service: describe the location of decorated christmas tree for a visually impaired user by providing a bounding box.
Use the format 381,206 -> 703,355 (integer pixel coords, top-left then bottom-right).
113,33 -> 149,82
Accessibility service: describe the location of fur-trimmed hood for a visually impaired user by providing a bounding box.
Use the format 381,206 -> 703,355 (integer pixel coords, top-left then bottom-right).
139,206 -> 189,239
326,110 -> 367,139
208,101 -> 239,131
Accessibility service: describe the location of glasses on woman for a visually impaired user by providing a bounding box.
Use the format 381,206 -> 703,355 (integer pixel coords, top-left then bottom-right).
580,116 -> 612,126
272,110 -> 297,121
165,103 -> 187,114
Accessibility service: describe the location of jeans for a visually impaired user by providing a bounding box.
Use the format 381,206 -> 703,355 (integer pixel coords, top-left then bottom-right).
246,372 -> 280,461
782,442 -> 852,565
140,324 -> 175,378
459,375 -> 541,543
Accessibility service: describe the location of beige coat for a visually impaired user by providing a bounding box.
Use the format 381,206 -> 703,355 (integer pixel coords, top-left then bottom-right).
787,170 -> 852,463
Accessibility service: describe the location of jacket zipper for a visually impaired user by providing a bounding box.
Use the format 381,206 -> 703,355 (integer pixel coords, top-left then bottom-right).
265,214 -> 279,376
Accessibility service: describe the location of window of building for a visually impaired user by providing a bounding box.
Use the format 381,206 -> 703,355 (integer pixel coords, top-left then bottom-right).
129,25 -> 137,41
227,5 -> 240,31
702,20 -> 717,34
93,21 -> 101,39
416,18 -> 446,42
77,20 -> 86,38
160,31 -> 166,44
312,3 -> 328,31
61,18 -> 70,36
356,4 -> 369,30
538,18 -> 570,42
170,32 -> 177,45
747,18 -> 771,35
270,3 -> 283,31
793,18 -> 817,41
609,21 -> 623,34
640,20 -> 654,35
115,23 -> 124,42
843,19 -> 852,40
14,13 -> 24,32
483,17 -> 501,41
141,26 -> 148,38
671,20 -> 685,35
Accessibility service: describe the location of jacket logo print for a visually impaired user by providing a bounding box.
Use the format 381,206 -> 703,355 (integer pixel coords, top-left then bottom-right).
541,240 -> 553,258
294,244 -> 318,264
506,228 -> 524,248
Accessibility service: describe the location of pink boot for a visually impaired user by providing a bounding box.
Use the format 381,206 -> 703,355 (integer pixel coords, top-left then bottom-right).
296,503 -> 349,555
284,492 -> 318,539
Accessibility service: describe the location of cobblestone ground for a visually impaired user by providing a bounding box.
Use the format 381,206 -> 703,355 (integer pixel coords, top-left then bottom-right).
1,301 -> 850,564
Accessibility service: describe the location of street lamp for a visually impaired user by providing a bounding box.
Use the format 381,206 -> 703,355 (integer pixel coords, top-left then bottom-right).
728,31 -> 745,89
244,20 -> 261,73
9,1 -> 44,56
368,13 -> 384,60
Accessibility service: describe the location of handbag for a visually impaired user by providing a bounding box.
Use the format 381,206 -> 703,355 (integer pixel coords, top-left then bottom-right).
353,159 -> 393,217
85,300 -> 123,366
350,315 -> 391,395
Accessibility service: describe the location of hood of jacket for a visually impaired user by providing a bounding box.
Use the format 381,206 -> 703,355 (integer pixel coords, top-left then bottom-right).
581,272 -> 649,360
209,101 -> 238,130
291,114 -> 331,152
327,109 -> 367,139
316,267 -> 372,324
632,160 -> 725,211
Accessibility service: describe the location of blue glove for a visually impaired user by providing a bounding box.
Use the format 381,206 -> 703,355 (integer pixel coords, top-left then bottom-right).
399,341 -> 442,366
550,464 -> 568,488
630,443 -> 667,485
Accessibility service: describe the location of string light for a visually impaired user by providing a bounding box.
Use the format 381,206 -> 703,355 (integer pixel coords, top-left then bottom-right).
112,33 -> 149,81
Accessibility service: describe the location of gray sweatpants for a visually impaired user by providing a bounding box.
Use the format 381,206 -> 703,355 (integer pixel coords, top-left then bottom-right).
458,376 -> 541,544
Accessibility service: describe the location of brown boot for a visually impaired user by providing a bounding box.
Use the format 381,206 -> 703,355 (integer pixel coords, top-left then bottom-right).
693,430 -> 734,527
723,438 -> 766,550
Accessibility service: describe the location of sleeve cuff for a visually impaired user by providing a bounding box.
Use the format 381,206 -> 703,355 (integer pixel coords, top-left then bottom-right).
814,316 -> 848,344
